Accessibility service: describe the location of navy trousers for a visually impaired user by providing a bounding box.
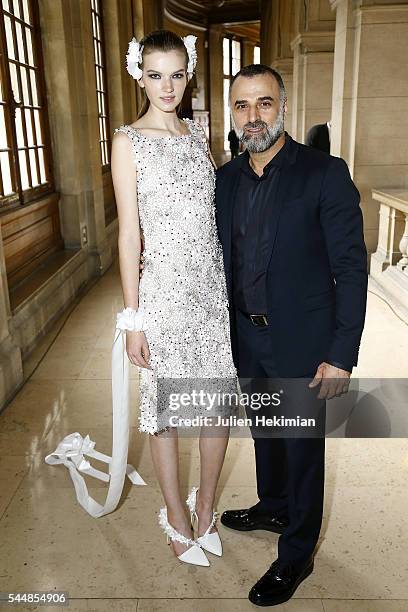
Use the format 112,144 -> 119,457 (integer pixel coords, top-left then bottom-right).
234,308 -> 326,568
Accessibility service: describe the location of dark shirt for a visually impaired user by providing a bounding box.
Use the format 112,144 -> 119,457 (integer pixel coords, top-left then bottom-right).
230,133 -> 352,373
231,135 -> 289,314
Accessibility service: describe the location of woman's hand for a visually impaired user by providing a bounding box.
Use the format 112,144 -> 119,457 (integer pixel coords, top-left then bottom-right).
126,330 -> 151,369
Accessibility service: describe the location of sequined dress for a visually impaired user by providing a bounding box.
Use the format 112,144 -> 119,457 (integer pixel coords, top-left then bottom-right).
114,118 -> 237,434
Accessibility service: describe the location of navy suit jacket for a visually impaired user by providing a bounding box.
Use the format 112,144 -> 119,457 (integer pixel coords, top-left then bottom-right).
215,132 -> 368,377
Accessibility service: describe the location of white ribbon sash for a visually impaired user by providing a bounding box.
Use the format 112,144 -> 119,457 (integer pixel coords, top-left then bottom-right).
44,326 -> 147,517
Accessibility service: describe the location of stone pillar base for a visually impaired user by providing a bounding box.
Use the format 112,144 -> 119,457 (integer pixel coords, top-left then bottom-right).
0,334 -> 23,413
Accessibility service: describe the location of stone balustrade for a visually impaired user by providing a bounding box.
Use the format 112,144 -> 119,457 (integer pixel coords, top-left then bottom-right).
370,189 -> 408,322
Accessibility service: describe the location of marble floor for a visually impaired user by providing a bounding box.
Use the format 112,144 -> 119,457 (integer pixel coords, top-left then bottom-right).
1,260 -> 407,612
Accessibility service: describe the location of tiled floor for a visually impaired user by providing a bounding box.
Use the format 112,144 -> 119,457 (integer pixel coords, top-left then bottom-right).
1,261 -> 407,611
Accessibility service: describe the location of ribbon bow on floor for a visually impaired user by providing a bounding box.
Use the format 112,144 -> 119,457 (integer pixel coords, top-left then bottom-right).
44,325 -> 147,518
45,432 -> 145,484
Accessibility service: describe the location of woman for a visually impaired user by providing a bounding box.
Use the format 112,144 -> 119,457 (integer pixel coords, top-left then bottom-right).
111,30 -> 237,567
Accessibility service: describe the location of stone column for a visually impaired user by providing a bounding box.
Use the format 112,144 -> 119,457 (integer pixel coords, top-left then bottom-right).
330,0 -> 408,257
104,0 -> 138,126
208,24 -> 225,161
132,0 -> 145,114
329,0 -> 359,164
242,39 -> 255,67
273,58 -> 294,136
290,31 -> 334,142
0,239 -> 23,410
260,0 -> 295,136
39,0 -> 112,272
260,0 -> 274,65
142,0 -> 163,32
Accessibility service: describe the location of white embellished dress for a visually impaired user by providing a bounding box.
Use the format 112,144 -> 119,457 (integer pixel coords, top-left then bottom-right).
114,118 -> 237,435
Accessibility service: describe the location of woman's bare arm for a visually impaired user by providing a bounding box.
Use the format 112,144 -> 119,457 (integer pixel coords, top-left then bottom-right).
111,130 -> 150,369
111,131 -> 141,310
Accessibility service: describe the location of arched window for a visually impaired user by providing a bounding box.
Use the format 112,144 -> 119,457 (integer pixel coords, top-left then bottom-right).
90,0 -> 110,169
0,0 -> 54,208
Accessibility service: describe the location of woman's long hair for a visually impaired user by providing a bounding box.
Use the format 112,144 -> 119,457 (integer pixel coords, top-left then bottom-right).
136,30 -> 189,120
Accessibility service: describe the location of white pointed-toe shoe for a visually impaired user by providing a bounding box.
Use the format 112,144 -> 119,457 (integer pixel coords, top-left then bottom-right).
186,486 -> 222,557
158,506 -> 210,567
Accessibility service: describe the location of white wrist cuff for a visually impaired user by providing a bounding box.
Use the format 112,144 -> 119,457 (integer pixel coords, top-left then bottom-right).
116,306 -> 147,331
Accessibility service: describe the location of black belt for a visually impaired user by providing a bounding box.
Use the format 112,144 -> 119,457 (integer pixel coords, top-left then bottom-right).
239,310 -> 268,326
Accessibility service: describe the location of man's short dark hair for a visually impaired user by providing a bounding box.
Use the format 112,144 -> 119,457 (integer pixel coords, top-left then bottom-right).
229,64 -> 286,102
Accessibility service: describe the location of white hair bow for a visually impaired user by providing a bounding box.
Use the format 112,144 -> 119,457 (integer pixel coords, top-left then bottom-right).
125,34 -> 198,80
182,35 -> 198,78
126,37 -> 144,80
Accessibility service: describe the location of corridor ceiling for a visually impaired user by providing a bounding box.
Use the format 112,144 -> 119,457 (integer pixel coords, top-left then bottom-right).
165,0 -> 261,26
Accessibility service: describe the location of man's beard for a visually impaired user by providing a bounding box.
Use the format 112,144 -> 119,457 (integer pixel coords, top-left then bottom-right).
232,102 -> 285,153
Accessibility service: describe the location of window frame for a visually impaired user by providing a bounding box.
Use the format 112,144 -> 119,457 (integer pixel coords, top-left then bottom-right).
0,0 -> 55,212
90,0 -> 111,172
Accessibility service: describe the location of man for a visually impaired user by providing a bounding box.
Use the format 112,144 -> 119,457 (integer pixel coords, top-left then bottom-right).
228,127 -> 240,159
215,65 -> 367,606
305,120 -> 331,153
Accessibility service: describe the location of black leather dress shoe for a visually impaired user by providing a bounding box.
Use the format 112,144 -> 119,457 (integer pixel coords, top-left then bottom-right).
220,507 -> 288,534
248,557 -> 314,606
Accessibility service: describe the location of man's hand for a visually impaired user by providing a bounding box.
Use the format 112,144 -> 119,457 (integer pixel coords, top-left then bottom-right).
309,362 -> 350,399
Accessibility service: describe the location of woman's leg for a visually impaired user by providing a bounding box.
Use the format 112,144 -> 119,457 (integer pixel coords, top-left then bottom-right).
197,423 -> 230,536
149,427 -> 193,556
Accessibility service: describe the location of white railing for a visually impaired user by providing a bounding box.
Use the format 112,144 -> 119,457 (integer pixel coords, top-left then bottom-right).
370,189 -> 408,320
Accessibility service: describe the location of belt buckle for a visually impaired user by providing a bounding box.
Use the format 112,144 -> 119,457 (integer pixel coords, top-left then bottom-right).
250,314 -> 268,326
